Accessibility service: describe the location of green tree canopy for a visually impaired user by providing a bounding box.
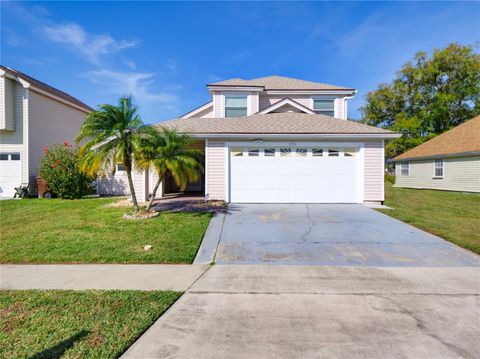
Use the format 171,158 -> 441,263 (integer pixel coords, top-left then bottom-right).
361,43 -> 480,159
76,96 -> 146,211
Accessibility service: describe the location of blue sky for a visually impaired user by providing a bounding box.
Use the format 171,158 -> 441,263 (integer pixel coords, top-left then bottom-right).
2,1 -> 479,123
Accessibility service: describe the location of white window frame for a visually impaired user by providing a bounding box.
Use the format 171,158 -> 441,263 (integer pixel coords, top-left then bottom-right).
222,92 -> 250,117
400,162 -> 409,176
434,159 -> 444,178
311,97 -> 336,117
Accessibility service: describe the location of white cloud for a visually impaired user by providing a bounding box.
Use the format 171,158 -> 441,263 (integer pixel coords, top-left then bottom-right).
42,23 -> 139,64
85,69 -> 180,121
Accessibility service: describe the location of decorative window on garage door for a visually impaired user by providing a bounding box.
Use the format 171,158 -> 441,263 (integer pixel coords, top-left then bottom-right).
231,148 -> 244,157
312,149 -> 323,157
264,148 -> 275,157
296,148 -> 307,157
328,148 -> 339,157
344,148 -> 357,157
280,148 -> 292,157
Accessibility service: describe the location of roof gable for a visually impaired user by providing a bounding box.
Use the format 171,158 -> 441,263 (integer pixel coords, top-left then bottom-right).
258,97 -> 315,115
394,116 -> 480,161
208,75 -> 354,91
0,65 -> 93,113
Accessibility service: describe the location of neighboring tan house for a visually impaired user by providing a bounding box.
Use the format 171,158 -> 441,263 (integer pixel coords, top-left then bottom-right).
0,66 -> 92,198
394,116 -> 480,193
99,75 -> 399,204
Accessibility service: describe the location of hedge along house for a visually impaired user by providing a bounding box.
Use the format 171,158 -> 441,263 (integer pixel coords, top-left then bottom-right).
98,76 -> 399,204
0,66 -> 92,198
394,115 -> 480,193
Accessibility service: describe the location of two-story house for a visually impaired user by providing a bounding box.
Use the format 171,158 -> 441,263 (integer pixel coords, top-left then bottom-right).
99,75 -> 399,204
0,66 -> 92,198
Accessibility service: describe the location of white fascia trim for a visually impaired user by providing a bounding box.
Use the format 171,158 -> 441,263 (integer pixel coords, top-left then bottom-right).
191,133 -> 401,139
29,87 -> 91,114
2,71 -> 90,114
207,86 -> 264,93
265,90 -> 356,96
258,98 -> 315,115
181,101 -> 213,118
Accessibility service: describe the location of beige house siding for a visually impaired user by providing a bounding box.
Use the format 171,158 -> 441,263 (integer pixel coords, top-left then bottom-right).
0,82 -> 29,185
0,77 -> 15,131
97,171 -> 130,196
197,107 -> 214,118
213,92 -> 222,118
395,156 -> 480,193
206,140 -> 226,200
28,90 -> 87,177
364,141 -> 384,202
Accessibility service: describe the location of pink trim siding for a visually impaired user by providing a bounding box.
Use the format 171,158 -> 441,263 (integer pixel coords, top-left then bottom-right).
364,141 -> 384,202
206,140 -> 225,200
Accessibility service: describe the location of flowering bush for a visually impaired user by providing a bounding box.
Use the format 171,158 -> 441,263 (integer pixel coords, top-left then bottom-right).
39,142 -> 93,199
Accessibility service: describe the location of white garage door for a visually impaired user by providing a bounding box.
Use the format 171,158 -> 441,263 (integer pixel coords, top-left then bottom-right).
0,152 -> 22,198
229,146 -> 362,203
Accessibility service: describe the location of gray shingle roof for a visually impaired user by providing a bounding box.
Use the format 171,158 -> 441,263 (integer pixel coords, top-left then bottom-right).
157,112 -> 394,135
208,75 -> 354,91
1,65 -> 93,112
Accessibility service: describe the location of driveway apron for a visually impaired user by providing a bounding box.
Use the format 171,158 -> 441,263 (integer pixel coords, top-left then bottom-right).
215,204 -> 480,266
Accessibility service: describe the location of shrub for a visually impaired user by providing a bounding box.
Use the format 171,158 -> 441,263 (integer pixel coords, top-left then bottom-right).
385,173 -> 396,185
39,142 -> 94,199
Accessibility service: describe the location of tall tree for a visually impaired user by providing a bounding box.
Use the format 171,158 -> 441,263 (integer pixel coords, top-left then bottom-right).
136,127 -> 203,211
361,43 -> 480,159
76,96 -> 145,212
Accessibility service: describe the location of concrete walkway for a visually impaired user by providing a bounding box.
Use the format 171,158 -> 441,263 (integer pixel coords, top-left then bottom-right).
122,265 -> 480,359
0,264 -> 209,291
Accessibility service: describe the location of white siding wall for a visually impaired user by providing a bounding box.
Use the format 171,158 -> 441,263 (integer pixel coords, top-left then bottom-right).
28,90 -> 88,176
364,141 -> 384,202
395,156 -> 480,193
0,77 -> 15,131
250,93 -> 259,114
0,82 -> 29,185
97,171 -> 130,196
197,107 -> 214,118
206,140 -> 226,200
213,92 -> 223,118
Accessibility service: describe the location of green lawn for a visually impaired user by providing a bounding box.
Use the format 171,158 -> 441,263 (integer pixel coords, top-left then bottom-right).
0,290 -> 180,359
0,198 -> 212,264
380,181 -> 480,254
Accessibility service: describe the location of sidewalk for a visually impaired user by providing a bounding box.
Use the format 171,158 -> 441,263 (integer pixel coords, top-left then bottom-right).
0,264 -> 209,291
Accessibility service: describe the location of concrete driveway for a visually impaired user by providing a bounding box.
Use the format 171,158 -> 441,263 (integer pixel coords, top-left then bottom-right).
122,265 -> 480,359
215,204 -> 480,266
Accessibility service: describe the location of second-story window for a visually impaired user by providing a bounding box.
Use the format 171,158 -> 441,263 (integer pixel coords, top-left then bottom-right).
313,99 -> 335,117
225,95 -> 247,117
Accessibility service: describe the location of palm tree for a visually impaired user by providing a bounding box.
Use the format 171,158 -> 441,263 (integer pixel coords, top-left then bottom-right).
76,96 -> 145,212
137,127 -> 203,211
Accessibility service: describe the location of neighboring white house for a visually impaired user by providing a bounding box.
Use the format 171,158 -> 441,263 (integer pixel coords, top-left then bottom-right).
100,75 -> 399,204
0,66 -> 92,198
394,116 -> 480,193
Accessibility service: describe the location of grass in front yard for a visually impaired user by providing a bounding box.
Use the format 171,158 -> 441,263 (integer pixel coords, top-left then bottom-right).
0,198 -> 212,264
380,181 -> 480,254
0,290 -> 180,359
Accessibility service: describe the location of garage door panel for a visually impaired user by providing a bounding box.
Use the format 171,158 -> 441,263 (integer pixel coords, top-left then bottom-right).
230,146 -> 361,203
0,152 -> 22,198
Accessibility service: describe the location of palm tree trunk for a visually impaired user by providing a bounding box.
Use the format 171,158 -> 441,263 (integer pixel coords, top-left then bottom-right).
126,168 -> 140,212
146,175 -> 163,211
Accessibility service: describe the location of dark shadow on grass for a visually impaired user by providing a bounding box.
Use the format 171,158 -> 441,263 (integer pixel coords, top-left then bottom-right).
29,330 -> 90,359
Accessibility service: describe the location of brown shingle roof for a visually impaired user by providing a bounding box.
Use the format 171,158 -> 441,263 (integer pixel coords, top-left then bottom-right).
1,65 -> 93,112
208,75 -> 354,91
157,112 -> 394,136
394,116 -> 480,161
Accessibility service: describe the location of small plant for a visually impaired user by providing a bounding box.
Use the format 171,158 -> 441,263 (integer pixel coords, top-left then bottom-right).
385,173 -> 396,185
39,142 -> 94,199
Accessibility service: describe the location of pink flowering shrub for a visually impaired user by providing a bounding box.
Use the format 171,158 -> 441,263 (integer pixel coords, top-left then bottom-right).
39,142 -> 93,199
